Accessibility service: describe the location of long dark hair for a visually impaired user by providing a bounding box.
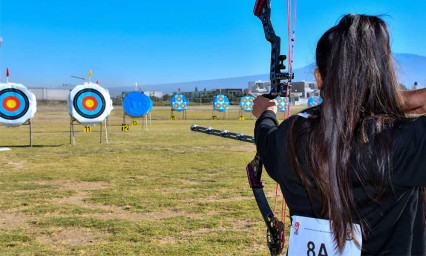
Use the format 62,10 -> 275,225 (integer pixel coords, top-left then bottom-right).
289,14 -> 405,251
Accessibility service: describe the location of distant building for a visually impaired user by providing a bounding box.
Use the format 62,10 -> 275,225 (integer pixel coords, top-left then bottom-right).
144,90 -> 164,98
291,81 -> 319,98
29,88 -> 70,101
215,88 -> 243,95
248,80 -> 319,105
248,80 -> 271,96
178,90 -> 215,104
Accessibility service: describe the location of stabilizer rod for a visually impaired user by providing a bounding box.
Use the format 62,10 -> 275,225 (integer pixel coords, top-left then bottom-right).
190,124 -> 255,143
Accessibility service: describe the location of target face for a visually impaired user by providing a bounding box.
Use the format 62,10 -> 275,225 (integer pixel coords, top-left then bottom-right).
68,83 -> 113,125
73,89 -> 105,119
0,83 -> 37,127
239,95 -> 254,112
170,94 -> 188,112
308,96 -> 323,107
122,91 -> 153,117
213,94 -> 230,112
276,96 -> 290,113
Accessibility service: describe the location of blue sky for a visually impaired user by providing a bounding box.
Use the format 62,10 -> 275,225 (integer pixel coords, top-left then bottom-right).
0,0 -> 425,89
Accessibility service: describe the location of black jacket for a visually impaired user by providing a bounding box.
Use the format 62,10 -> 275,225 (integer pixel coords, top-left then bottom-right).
255,110 -> 426,255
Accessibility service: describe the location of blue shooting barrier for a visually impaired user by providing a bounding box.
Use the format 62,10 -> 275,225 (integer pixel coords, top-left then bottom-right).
123,91 -> 153,117
213,94 -> 230,112
170,94 -> 188,112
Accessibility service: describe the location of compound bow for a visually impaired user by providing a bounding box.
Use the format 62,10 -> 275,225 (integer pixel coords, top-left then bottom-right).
191,1 -> 296,254
248,0 -> 295,255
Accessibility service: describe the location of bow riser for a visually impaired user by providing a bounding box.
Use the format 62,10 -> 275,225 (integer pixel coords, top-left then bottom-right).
254,0 -> 293,98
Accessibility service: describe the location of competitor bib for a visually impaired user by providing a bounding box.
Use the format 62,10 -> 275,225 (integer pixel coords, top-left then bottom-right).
288,215 -> 362,256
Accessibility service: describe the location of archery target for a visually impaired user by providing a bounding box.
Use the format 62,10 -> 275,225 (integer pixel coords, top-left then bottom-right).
308,96 -> 323,107
0,83 -> 37,127
122,91 -> 153,117
68,83 -> 113,125
213,94 -> 230,112
276,96 -> 290,113
239,95 -> 254,112
170,94 -> 188,112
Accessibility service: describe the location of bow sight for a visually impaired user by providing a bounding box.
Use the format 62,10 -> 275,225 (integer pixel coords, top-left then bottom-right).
254,0 -> 294,99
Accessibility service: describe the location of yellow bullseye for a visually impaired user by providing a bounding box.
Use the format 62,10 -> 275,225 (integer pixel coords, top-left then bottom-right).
85,99 -> 95,108
6,99 -> 17,109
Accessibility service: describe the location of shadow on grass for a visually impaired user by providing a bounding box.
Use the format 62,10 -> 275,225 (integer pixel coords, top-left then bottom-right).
0,144 -> 64,148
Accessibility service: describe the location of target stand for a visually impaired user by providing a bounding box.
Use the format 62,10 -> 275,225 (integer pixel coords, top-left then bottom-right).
122,112 -> 151,131
239,95 -> 255,120
0,82 -> 37,147
170,109 -> 186,120
69,116 -> 110,146
212,94 -> 229,120
68,83 -> 113,146
170,94 -> 188,120
121,91 -> 152,131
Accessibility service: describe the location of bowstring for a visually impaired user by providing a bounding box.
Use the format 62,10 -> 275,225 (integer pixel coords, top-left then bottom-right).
273,0 -> 297,244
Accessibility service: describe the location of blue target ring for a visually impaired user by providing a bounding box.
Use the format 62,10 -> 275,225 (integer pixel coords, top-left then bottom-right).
73,89 -> 106,119
308,96 -> 323,107
123,91 -> 153,117
213,94 -> 230,112
0,88 -> 29,120
239,95 -> 254,112
171,94 -> 188,112
276,96 -> 290,113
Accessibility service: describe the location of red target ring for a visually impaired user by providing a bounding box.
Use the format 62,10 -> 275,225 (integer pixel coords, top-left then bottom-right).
3,96 -> 21,112
82,96 -> 98,111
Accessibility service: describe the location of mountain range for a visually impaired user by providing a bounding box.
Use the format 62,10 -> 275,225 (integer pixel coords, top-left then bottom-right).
108,53 -> 425,96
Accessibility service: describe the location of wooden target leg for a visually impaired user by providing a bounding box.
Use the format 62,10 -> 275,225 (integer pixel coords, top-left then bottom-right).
29,119 -> 33,147
105,117 -> 109,144
100,122 -> 103,143
69,116 -> 72,146
70,117 -> 76,146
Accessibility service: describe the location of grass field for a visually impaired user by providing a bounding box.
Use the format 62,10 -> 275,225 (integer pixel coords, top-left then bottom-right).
0,103 -> 305,256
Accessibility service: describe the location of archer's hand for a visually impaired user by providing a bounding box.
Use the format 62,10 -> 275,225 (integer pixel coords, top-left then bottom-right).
402,89 -> 426,114
252,96 -> 277,118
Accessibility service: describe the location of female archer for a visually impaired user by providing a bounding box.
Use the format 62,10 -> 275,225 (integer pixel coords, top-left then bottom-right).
253,14 -> 425,255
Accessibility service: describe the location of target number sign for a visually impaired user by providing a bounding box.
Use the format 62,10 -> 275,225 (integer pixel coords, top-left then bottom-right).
121,124 -> 129,131
0,83 -> 37,127
68,83 -> 113,125
288,216 -> 361,256
132,120 -> 138,126
83,126 -> 92,133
